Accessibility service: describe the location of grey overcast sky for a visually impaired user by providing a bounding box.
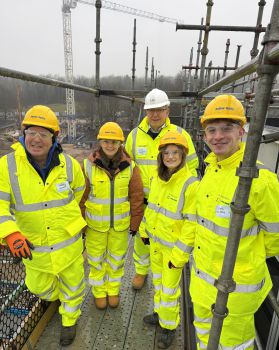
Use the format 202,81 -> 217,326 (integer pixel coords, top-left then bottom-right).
0,0 -> 274,78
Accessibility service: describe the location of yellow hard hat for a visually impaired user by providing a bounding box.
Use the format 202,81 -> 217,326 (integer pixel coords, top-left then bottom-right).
22,105 -> 60,133
200,94 -> 247,127
159,131 -> 189,154
97,122 -> 125,142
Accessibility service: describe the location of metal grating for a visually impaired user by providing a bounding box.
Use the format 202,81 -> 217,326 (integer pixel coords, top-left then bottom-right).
0,246 -> 49,350
35,237 -> 184,349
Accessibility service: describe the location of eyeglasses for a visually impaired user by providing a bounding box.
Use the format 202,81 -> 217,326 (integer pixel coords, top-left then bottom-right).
100,139 -> 121,145
162,150 -> 181,157
25,130 -> 53,139
204,124 -> 240,135
147,108 -> 168,114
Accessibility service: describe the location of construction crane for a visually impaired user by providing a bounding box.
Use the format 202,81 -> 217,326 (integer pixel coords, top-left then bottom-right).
62,0 -> 77,141
78,0 -> 184,24
62,0 -> 183,141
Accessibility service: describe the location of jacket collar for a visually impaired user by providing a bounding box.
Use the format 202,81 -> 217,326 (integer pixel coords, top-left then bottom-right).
138,116 -> 171,133
205,142 -> 245,168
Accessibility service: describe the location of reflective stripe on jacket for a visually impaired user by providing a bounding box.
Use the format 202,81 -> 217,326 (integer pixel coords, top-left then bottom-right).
84,158 -> 135,232
191,142 -> 279,314
125,117 -> 198,199
141,166 -> 199,267
0,142 -> 87,273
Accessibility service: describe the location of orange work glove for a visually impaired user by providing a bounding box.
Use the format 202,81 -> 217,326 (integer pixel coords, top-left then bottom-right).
5,232 -> 34,260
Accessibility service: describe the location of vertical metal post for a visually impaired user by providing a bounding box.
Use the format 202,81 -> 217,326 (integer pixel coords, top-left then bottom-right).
222,39 -> 230,77
250,0 -> 266,59
131,19 -> 136,93
95,0 -> 102,128
192,1 -> 214,158
193,18 -> 204,91
207,60 -> 213,86
207,1 -> 279,348
131,18 -> 137,129
144,46 -> 149,91
182,48 -> 193,129
151,57 -> 155,88
231,45 -> 242,92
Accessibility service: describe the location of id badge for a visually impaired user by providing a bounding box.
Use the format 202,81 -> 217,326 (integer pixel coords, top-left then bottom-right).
137,147 -> 147,156
56,181 -> 70,192
216,205 -> 231,218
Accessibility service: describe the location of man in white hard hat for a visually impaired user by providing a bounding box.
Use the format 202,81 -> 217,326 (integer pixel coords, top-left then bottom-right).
125,88 -> 199,290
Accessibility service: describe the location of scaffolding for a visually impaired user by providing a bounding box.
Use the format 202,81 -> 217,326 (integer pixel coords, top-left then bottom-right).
0,0 -> 279,349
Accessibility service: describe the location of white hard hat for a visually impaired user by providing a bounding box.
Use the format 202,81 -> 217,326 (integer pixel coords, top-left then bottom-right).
144,88 -> 170,110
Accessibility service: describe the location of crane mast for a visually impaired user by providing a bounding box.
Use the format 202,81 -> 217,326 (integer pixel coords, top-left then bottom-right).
61,0 -> 182,142
62,0 -> 76,141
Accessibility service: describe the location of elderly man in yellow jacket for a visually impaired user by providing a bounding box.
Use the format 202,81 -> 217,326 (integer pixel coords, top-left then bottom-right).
125,88 -> 199,289
0,105 -> 87,346
179,95 -> 279,349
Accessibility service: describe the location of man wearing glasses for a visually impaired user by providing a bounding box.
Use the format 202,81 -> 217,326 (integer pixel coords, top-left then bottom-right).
0,105 -> 87,346
188,94 -> 279,349
125,88 -> 198,290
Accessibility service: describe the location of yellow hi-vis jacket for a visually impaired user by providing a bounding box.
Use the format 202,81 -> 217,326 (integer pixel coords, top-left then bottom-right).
0,142 -> 87,274
125,117 -> 198,199
83,158 -> 136,232
191,142 -> 279,315
140,166 -> 199,267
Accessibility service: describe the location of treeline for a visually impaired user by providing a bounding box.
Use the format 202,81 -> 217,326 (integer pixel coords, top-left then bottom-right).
0,73 -> 185,120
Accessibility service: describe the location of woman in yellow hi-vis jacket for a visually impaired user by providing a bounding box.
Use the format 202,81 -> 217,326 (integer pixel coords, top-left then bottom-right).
81,122 -> 144,309
140,131 -> 199,349
0,105 -> 87,347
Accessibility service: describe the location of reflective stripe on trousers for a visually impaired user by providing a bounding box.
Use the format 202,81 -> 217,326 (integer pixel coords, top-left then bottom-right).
86,227 -> 128,297
25,253 -> 85,327
133,234 -> 150,275
150,242 -> 182,330
193,303 -> 255,350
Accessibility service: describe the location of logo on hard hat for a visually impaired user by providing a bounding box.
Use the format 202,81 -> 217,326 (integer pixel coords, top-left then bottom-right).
30,115 -> 46,120
215,107 -> 234,111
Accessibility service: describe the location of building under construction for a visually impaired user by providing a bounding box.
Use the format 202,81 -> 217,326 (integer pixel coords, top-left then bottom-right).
0,1 -> 279,349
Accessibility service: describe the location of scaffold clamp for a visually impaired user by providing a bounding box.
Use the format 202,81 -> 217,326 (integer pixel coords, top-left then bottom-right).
214,278 -> 236,294
211,303 -> 229,319
236,163 -> 259,178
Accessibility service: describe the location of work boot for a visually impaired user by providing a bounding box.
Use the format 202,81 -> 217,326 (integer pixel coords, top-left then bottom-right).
94,297 -> 107,310
143,312 -> 159,326
132,273 -> 146,290
60,324 -> 77,346
158,328 -> 176,349
108,295 -> 119,308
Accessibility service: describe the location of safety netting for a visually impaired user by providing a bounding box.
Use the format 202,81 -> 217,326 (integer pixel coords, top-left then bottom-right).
0,245 -> 49,350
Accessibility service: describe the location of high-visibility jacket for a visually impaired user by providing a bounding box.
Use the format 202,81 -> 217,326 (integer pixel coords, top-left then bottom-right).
141,166 -> 199,267
125,117 -> 198,199
83,157 -> 137,232
190,142 -> 279,315
0,142 -> 87,274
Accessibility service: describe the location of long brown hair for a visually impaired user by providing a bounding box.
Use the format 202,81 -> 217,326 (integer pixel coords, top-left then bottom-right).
157,144 -> 186,181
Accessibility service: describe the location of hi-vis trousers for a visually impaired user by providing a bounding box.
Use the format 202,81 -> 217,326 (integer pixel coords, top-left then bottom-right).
25,254 -> 85,327
150,240 -> 182,330
86,227 -> 128,298
193,303 -> 255,349
133,233 -> 150,275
